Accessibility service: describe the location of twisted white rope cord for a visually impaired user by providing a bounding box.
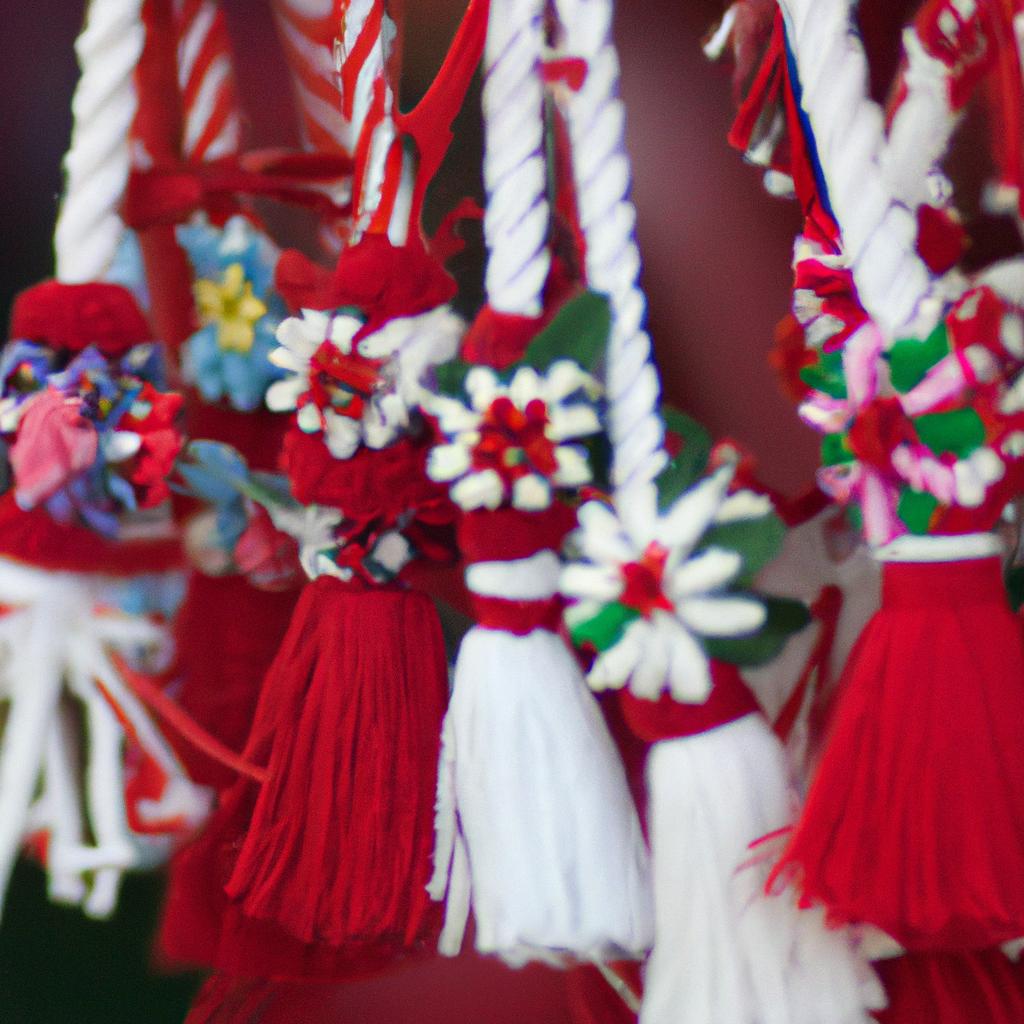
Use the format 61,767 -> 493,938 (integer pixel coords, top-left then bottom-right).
550,0 -> 666,495
482,0 -> 552,316
780,0 -> 937,339
174,0 -> 243,163
54,0 -> 146,283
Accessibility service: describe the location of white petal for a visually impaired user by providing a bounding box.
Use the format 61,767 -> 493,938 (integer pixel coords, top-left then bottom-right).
268,346 -> 309,373
576,501 -> 635,564
547,404 -> 601,441
560,563 -> 623,602
654,464 -> 735,554
277,311 -> 326,355
451,469 -> 505,510
714,489 -> 774,523
104,431 -> 142,462
552,445 -> 592,487
266,376 -> 306,412
296,402 -> 323,433
465,367 -> 501,411
508,366 -> 542,409
544,359 -> 598,401
663,616 -> 713,703
628,622 -> 669,699
428,395 -> 480,436
329,314 -> 362,354
427,443 -> 472,482
677,595 -> 766,637
323,411 -> 361,458
669,547 -> 742,599
512,474 -> 552,510
615,481 -> 660,549
588,619 -> 648,691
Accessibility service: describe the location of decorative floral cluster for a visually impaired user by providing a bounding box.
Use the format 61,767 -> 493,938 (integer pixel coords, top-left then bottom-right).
794,274 -> 1024,544
178,216 -> 288,412
267,304 -> 462,459
0,341 -> 183,536
176,440 -> 422,588
562,409 -> 806,702
425,292 -> 608,512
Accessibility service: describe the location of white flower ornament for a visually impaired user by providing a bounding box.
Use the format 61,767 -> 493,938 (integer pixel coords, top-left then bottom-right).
427,361 -> 600,511
562,465 -> 769,703
266,306 -> 462,459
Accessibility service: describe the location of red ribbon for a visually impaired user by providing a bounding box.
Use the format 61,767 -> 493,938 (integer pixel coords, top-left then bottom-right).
122,149 -> 354,230
471,594 -> 564,635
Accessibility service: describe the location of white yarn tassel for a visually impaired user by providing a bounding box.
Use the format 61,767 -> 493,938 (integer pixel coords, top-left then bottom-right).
430,626 -> 653,964
0,558 -> 211,923
429,551 -> 653,963
54,0 -> 146,283
642,714 -> 884,1024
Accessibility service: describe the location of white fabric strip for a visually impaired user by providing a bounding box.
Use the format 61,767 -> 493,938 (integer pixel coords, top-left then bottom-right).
466,550 -> 561,600
873,532 -> 1004,563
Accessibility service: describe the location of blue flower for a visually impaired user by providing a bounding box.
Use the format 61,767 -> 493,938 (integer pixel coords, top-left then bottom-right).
178,216 -> 287,412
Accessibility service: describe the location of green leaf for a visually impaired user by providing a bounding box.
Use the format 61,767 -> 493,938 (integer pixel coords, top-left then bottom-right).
519,291 -> 611,374
704,596 -> 811,666
799,349 -> 847,399
1006,566 -> 1024,613
656,405 -> 712,511
897,487 -> 939,534
821,433 -> 851,466
888,323 -> 949,394
700,512 -> 787,584
569,601 -> 641,652
579,433 -> 613,493
434,358 -> 472,397
913,407 -> 985,458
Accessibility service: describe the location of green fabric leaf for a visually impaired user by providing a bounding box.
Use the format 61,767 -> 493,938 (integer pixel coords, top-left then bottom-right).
913,407 -> 985,458
821,433 -> 851,466
579,433 -> 613,493
1006,566 -> 1024,613
704,596 -> 811,666
519,291 -> 611,374
799,350 -> 847,399
434,358 -> 472,397
569,601 -> 640,652
888,323 -> 949,393
656,405 -> 712,511
699,512 -> 786,585
897,487 -> 939,535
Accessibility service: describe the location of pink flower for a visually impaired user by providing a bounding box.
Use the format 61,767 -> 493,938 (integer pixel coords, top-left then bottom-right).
10,388 -> 98,509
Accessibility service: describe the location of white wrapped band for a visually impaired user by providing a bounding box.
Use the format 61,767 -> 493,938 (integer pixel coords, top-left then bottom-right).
466,551 -> 561,600
873,532 -> 1004,563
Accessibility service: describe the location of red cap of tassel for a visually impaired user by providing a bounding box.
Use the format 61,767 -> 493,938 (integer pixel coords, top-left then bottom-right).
10,280 -> 153,356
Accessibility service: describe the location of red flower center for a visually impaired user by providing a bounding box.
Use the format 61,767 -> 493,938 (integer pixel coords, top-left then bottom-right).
307,339 -> 384,421
620,542 -> 675,618
471,396 -> 559,486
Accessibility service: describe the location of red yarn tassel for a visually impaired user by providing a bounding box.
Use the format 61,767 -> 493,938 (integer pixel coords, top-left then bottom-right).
771,554 -> 1024,950
219,576 -> 447,968
873,949 -> 1024,1023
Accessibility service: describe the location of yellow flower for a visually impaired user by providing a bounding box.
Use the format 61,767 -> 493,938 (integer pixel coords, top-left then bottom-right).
194,262 -> 268,353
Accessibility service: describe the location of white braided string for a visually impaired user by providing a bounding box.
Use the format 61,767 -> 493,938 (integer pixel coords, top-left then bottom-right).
54,0 -> 146,283
550,0 -> 666,496
481,0 -> 551,316
174,0 -> 243,163
780,0 -> 937,339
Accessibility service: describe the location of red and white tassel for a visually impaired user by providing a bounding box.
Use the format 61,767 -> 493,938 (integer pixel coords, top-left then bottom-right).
430,511 -> 653,963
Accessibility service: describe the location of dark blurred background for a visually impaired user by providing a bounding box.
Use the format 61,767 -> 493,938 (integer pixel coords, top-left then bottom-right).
0,0 -> 1006,1020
